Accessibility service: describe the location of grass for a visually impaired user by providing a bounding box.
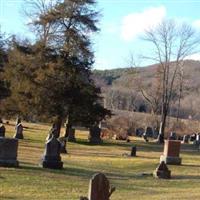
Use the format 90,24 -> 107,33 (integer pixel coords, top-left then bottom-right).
0,121 -> 200,200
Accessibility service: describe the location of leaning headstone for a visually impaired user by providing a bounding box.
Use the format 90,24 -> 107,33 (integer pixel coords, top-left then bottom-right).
67,128 -> 76,142
130,146 -> 137,157
87,173 -> 115,200
0,138 -> 19,167
89,125 -> 102,144
0,120 -> 5,137
41,135 -> 63,169
13,123 -> 24,139
153,161 -> 171,179
160,140 -> 182,165
58,137 -> 67,154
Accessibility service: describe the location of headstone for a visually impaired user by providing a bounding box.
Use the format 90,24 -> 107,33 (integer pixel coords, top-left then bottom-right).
145,127 -> 153,137
135,128 -> 144,137
88,173 -> 115,200
0,121 -> 5,137
195,134 -> 200,146
190,133 -> 196,142
41,135 -> 63,169
143,132 -> 149,142
153,161 -> 171,179
58,137 -> 67,154
13,123 -> 24,139
160,140 -> 182,165
131,146 -> 137,157
0,138 -> 19,167
182,135 -> 189,143
169,132 -> 177,140
89,125 -> 102,144
68,128 -> 76,142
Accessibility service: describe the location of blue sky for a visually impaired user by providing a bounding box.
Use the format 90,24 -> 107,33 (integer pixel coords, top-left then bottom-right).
1,0 -> 200,69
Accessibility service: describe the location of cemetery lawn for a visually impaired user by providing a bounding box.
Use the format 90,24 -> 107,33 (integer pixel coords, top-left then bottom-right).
1,122 -> 200,200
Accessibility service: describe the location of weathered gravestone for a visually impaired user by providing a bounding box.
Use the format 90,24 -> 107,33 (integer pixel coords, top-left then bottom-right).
80,173 -> 115,200
0,138 -> 19,167
153,161 -> 171,179
13,121 -> 24,139
58,137 -> 67,154
160,140 -> 182,165
67,128 -> 76,142
0,120 -> 5,137
89,125 -> 102,144
41,135 -> 63,169
145,127 -> 153,137
182,135 -> 189,143
169,132 -> 177,140
190,133 -> 196,142
131,146 -> 137,157
135,128 -> 144,137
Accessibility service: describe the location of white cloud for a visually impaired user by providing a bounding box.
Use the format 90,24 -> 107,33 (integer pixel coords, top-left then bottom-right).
185,53 -> 200,61
121,6 -> 166,41
192,19 -> 200,30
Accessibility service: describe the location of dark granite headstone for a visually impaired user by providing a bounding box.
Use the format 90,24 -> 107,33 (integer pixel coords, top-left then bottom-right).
131,146 -> 137,157
13,123 -> 24,139
0,138 -> 19,167
145,127 -> 153,137
169,132 -> 177,140
153,161 -> 171,179
0,124 -> 5,137
41,135 -> 63,169
58,137 -> 67,154
182,135 -> 189,143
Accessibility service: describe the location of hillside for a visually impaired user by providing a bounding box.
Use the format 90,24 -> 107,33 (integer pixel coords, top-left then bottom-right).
93,60 -> 200,120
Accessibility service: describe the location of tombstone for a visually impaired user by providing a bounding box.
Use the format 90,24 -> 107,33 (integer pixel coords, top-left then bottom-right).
89,125 -> 102,144
130,146 -> 137,157
153,127 -> 159,139
160,140 -> 182,165
87,173 -> 115,200
135,128 -> 144,137
58,137 -> 67,154
0,138 -> 19,167
143,132 -> 149,142
67,128 -> 76,142
182,135 -> 189,144
145,127 -> 153,137
13,120 -> 24,139
195,134 -> 200,146
169,132 -> 177,140
153,161 -> 171,179
0,120 -> 5,137
190,133 -> 196,142
41,135 -> 63,169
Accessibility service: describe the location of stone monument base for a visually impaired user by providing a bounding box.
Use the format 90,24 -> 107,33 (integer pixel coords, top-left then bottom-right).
0,159 -> 19,167
153,169 -> 171,179
160,155 -> 182,165
41,160 -> 63,169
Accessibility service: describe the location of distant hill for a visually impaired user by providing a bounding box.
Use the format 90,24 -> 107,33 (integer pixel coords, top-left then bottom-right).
93,60 -> 200,120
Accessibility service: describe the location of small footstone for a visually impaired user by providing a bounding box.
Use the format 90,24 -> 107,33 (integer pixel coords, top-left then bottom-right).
153,161 -> 171,179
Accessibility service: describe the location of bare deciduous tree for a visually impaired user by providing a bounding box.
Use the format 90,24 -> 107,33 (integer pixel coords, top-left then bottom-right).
143,19 -> 199,143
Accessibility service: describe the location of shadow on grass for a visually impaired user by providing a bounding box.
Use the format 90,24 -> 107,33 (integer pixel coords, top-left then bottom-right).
174,175 -> 200,180
0,196 -> 16,199
181,163 -> 200,167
